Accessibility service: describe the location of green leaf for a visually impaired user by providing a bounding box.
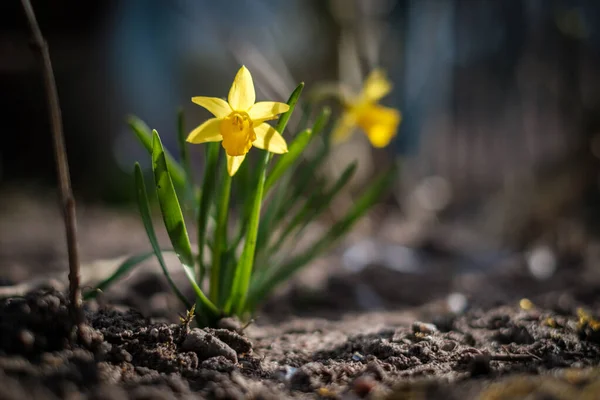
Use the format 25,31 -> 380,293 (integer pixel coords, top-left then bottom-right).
255,171 -> 292,260
176,108 -> 196,208
151,130 -> 219,316
83,250 -> 165,300
296,161 -> 357,234
273,107 -> 332,220
274,82 -> 304,136
128,115 -> 186,190
310,106 -> 332,138
248,162 -> 398,309
267,161 -> 357,258
196,142 -> 220,283
132,162 -> 190,308
217,247 -> 237,307
264,128 -> 312,193
210,167 -> 232,305
226,82 -> 304,315
262,107 -> 331,236
295,103 -> 312,135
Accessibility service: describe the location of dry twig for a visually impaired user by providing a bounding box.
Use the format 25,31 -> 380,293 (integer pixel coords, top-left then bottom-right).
19,0 -> 84,334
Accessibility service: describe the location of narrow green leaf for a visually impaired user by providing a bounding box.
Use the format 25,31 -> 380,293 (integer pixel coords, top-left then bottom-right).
152,130 -> 219,316
267,161 -> 357,258
274,82 -> 304,136
196,142 -> 220,283
218,247 -> 237,306
210,169 -> 232,305
295,103 -> 312,135
264,128 -> 312,193
132,162 -> 190,308
127,115 -> 187,190
226,82 -> 304,315
310,107 -> 332,138
152,131 -> 194,266
274,107 -> 332,220
249,162 -> 398,309
295,161 -> 357,234
255,171 -> 292,259
176,108 -> 196,208
83,250 -> 165,300
229,159 -> 253,255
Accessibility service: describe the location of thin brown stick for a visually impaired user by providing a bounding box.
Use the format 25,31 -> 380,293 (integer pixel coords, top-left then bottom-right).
20,0 -> 84,332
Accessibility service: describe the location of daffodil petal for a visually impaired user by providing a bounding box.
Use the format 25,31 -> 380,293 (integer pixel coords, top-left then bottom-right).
228,66 -> 255,111
253,123 -> 288,154
365,124 -> 398,148
358,105 -> 401,148
331,111 -> 357,144
361,68 -> 392,102
248,102 -> 290,121
191,96 -> 231,118
226,154 -> 246,176
186,118 -> 223,144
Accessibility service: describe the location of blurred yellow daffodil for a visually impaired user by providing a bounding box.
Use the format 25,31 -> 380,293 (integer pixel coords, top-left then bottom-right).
187,65 -> 290,176
332,69 -> 401,148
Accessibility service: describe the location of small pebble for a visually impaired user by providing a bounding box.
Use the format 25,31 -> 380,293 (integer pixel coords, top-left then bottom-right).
275,365 -> 297,382
412,321 -> 438,335
316,387 -> 337,398
352,376 -> 377,398
18,330 -> 35,349
520,298 -> 534,310
526,245 -> 557,280
447,292 -> 468,314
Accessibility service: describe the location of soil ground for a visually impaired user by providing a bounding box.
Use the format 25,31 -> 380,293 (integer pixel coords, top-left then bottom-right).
1,191 -> 600,399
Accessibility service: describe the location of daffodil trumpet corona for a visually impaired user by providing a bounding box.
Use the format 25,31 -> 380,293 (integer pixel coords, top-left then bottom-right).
187,66 -> 290,176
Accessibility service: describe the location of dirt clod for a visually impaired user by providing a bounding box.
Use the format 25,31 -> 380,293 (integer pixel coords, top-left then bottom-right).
181,328 -> 238,364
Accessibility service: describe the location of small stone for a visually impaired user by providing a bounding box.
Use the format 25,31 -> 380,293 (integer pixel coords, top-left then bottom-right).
412,321 -> 438,335
519,298 -> 534,310
181,329 -> 237,363
275,365 -> 297,382
316,387 -> 337,398
526,244 -> 557,280
352,376 -> 377,398
18,330 -> 35,349
447,292 -> 468,314
149,328 -> 159,339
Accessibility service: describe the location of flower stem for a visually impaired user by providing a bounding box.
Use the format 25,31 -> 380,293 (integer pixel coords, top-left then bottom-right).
210,171 -> 232,305
197,143 -> 220,284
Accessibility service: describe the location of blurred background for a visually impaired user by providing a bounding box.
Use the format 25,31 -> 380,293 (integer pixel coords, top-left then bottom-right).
2,0 -> 600,317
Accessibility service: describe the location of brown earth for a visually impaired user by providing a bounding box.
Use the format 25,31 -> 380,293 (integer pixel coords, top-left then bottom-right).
1,191 -> 600,399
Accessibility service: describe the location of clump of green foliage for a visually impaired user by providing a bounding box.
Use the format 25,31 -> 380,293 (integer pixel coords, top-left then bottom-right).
85,75 -> 397,327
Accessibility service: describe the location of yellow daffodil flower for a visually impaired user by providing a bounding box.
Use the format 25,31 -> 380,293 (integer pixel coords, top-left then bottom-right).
187,65 -> 290,176
332,68 -> 401,148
